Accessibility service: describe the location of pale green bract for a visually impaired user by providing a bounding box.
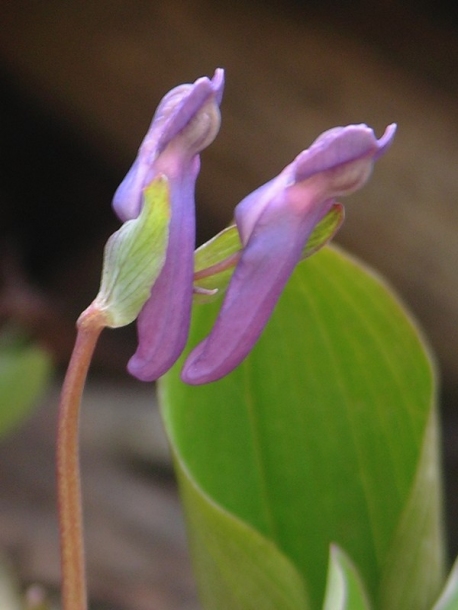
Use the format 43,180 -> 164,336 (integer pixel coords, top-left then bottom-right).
94,176 -> 171,328
193,203 -> 344,303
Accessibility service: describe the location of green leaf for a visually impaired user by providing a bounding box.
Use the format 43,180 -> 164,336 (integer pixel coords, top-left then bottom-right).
432,557 -> 458,610
173,456 -> 310,609
160,245 -> 444,610
322,546 -> 371,610
192,204 -> 344,303
0,334 -> 52,437
94,175 -> 171,327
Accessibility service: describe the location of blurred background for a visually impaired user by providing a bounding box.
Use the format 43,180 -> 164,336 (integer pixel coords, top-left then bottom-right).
1,0 -> 458,607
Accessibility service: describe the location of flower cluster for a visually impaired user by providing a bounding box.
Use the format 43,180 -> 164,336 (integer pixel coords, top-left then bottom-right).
113,69 -> 395,385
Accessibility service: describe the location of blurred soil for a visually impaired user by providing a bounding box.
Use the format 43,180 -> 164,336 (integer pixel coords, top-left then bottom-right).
0,380 -> 199,610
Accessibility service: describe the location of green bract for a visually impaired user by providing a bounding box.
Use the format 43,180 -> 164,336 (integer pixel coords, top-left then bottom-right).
193,203 -> 344,304
94,176 -> 171,328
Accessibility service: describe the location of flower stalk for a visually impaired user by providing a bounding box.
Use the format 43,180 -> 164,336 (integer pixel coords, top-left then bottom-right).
56,306 -> 106,610
56,142 -> 171,610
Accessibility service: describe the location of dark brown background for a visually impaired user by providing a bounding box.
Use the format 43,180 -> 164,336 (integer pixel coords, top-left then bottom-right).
1,1 -> 458,608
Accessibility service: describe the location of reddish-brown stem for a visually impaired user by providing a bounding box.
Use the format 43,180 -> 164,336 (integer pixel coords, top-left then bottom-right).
56,306 -> 105,610
193,251 -> 241,281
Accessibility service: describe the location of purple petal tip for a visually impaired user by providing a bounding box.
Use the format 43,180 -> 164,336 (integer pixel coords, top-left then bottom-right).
158,71 -> 224,151
294,123 -> 396,183
375,122 -> 397,158
113,70 -> 225,222
211,68 -> 225,104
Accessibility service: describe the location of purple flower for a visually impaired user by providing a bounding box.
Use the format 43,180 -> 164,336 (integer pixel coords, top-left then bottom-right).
113,69 -> 224,381
182,123 -> 396,385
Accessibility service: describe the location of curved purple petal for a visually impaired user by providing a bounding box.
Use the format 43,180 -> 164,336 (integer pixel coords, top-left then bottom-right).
181,193 -> 333,385
236,124 -> 396,247
158,69 -> 225,151
295,123 -> 396,182
111,70 -> 224,381
182,122 -> 396,385
128,169 -> 197,381
113,69 -> 225,222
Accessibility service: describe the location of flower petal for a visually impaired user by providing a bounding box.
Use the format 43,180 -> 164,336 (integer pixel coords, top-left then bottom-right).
182,123 -> 395,385
112,70 -> 224,381
128,172 -> 196,381
113,69 -> 225,222
294,123 -> 396,182
236,124 -> 396,246
181,193 -> 333,385
157,69 -> 225,152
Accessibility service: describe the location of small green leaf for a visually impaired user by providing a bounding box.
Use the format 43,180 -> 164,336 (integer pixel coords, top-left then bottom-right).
0,334 -> 52,437
94,175 -> 171,327
322,546 -> 371,610
432,557 -> 458,610
192,203 -> 344,303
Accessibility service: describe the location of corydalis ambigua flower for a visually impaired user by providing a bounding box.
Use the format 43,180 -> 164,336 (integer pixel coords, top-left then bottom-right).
113,69 -> 224,381
182,123 -> 396,385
